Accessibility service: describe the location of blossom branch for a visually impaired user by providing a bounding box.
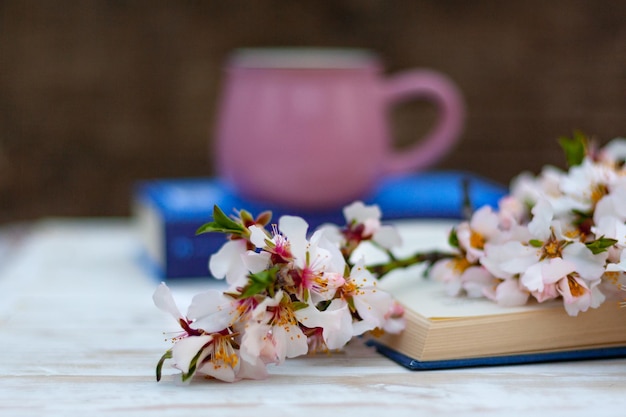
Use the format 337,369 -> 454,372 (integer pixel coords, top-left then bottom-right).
367,251 -> 455,277
152,132 -> 626,384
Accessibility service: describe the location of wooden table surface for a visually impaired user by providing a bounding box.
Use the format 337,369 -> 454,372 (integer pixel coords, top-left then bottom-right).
1,219 -> 625,417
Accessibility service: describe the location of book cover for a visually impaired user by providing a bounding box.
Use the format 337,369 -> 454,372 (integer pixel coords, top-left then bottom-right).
366,339 -> 626,370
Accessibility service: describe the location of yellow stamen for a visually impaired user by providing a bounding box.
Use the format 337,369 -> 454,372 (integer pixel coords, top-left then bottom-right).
604,271 -> 620,285
470,230 -> 486,250
211,335 -> 239,368
452,257 -> 471,273
543,241 -> 561,257
591,183 -> 609,205
568,276 -> 586,298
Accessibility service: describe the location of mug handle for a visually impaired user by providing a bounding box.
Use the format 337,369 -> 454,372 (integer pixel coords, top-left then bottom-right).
382,70 -> 465,174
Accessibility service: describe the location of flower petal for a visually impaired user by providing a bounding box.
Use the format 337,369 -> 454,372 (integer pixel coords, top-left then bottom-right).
540,257 -> 576,284
278,215 -> 309,259
493,279 -> 530,306
153,283 -> 183,320
248,225 -> 269,248
528,199 -> 553,240
296,300 -> 353,350
171,335 -> 213,374
187,290 -> 236,333
343,201 -> 381,224
209,239 -> 248,283
563,242 -> 607,280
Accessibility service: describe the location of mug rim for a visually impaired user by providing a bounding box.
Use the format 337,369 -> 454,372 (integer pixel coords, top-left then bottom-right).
227,47 -> 381,70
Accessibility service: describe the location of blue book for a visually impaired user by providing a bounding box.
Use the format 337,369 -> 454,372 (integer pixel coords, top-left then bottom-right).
366,340 -> 626,370
133,171 -> 507,279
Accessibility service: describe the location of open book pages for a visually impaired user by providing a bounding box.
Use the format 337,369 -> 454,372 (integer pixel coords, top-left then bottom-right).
362,220 -> 626,362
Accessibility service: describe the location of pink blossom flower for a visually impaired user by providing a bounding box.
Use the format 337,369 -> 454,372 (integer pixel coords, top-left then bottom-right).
249,223 -> 294,262
171,333 -> 268,382
209,239 -> 249,285
557,275 -> 605,316
598,137 -> 626,164
560,157 -> 617,212
481,199 -> 608,309
594,178 -> 626,223
510,166 -> 572,216
187,290 -> 257,334
341,201 -> 402,250
241,290 -> 309,365
456,206 -> 501,262
296,299 -> 354,350
276,215 -> 347,302
381,301 -> 406,334
599,249 -> 626,300
497,195 -> 526,229
153,284 -> 267,382
530,282 -> 559,303
483,278 -> 530,306
431,258 -> 496,298
153,282 -> 184,323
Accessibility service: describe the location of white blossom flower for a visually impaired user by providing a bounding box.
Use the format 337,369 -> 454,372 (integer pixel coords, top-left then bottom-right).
482,199 -> 607,302
335,259 -> 394,335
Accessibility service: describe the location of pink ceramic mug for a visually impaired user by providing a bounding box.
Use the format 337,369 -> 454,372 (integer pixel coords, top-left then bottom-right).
214,48 -> 464,209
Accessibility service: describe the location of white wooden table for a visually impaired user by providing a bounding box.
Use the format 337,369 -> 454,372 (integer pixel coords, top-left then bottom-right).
1,219 -> 626,417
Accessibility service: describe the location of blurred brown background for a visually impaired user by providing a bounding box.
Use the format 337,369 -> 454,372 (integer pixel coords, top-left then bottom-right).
1,0 -> 625,223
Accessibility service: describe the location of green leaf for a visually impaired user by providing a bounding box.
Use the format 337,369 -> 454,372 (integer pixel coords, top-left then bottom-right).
346,296 -> 357,314
292,301 -> 309,311
585,236 -> 618,255
571,208 -> 593,223
156,349 -> 173,382
448,228 -> 460,249
529,239 -> 544,248
212,205 -> 239,227
239,267 -> 278,298
196,205 -> 246,235
558,131 -> 587,167
181,344 -> 208,383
